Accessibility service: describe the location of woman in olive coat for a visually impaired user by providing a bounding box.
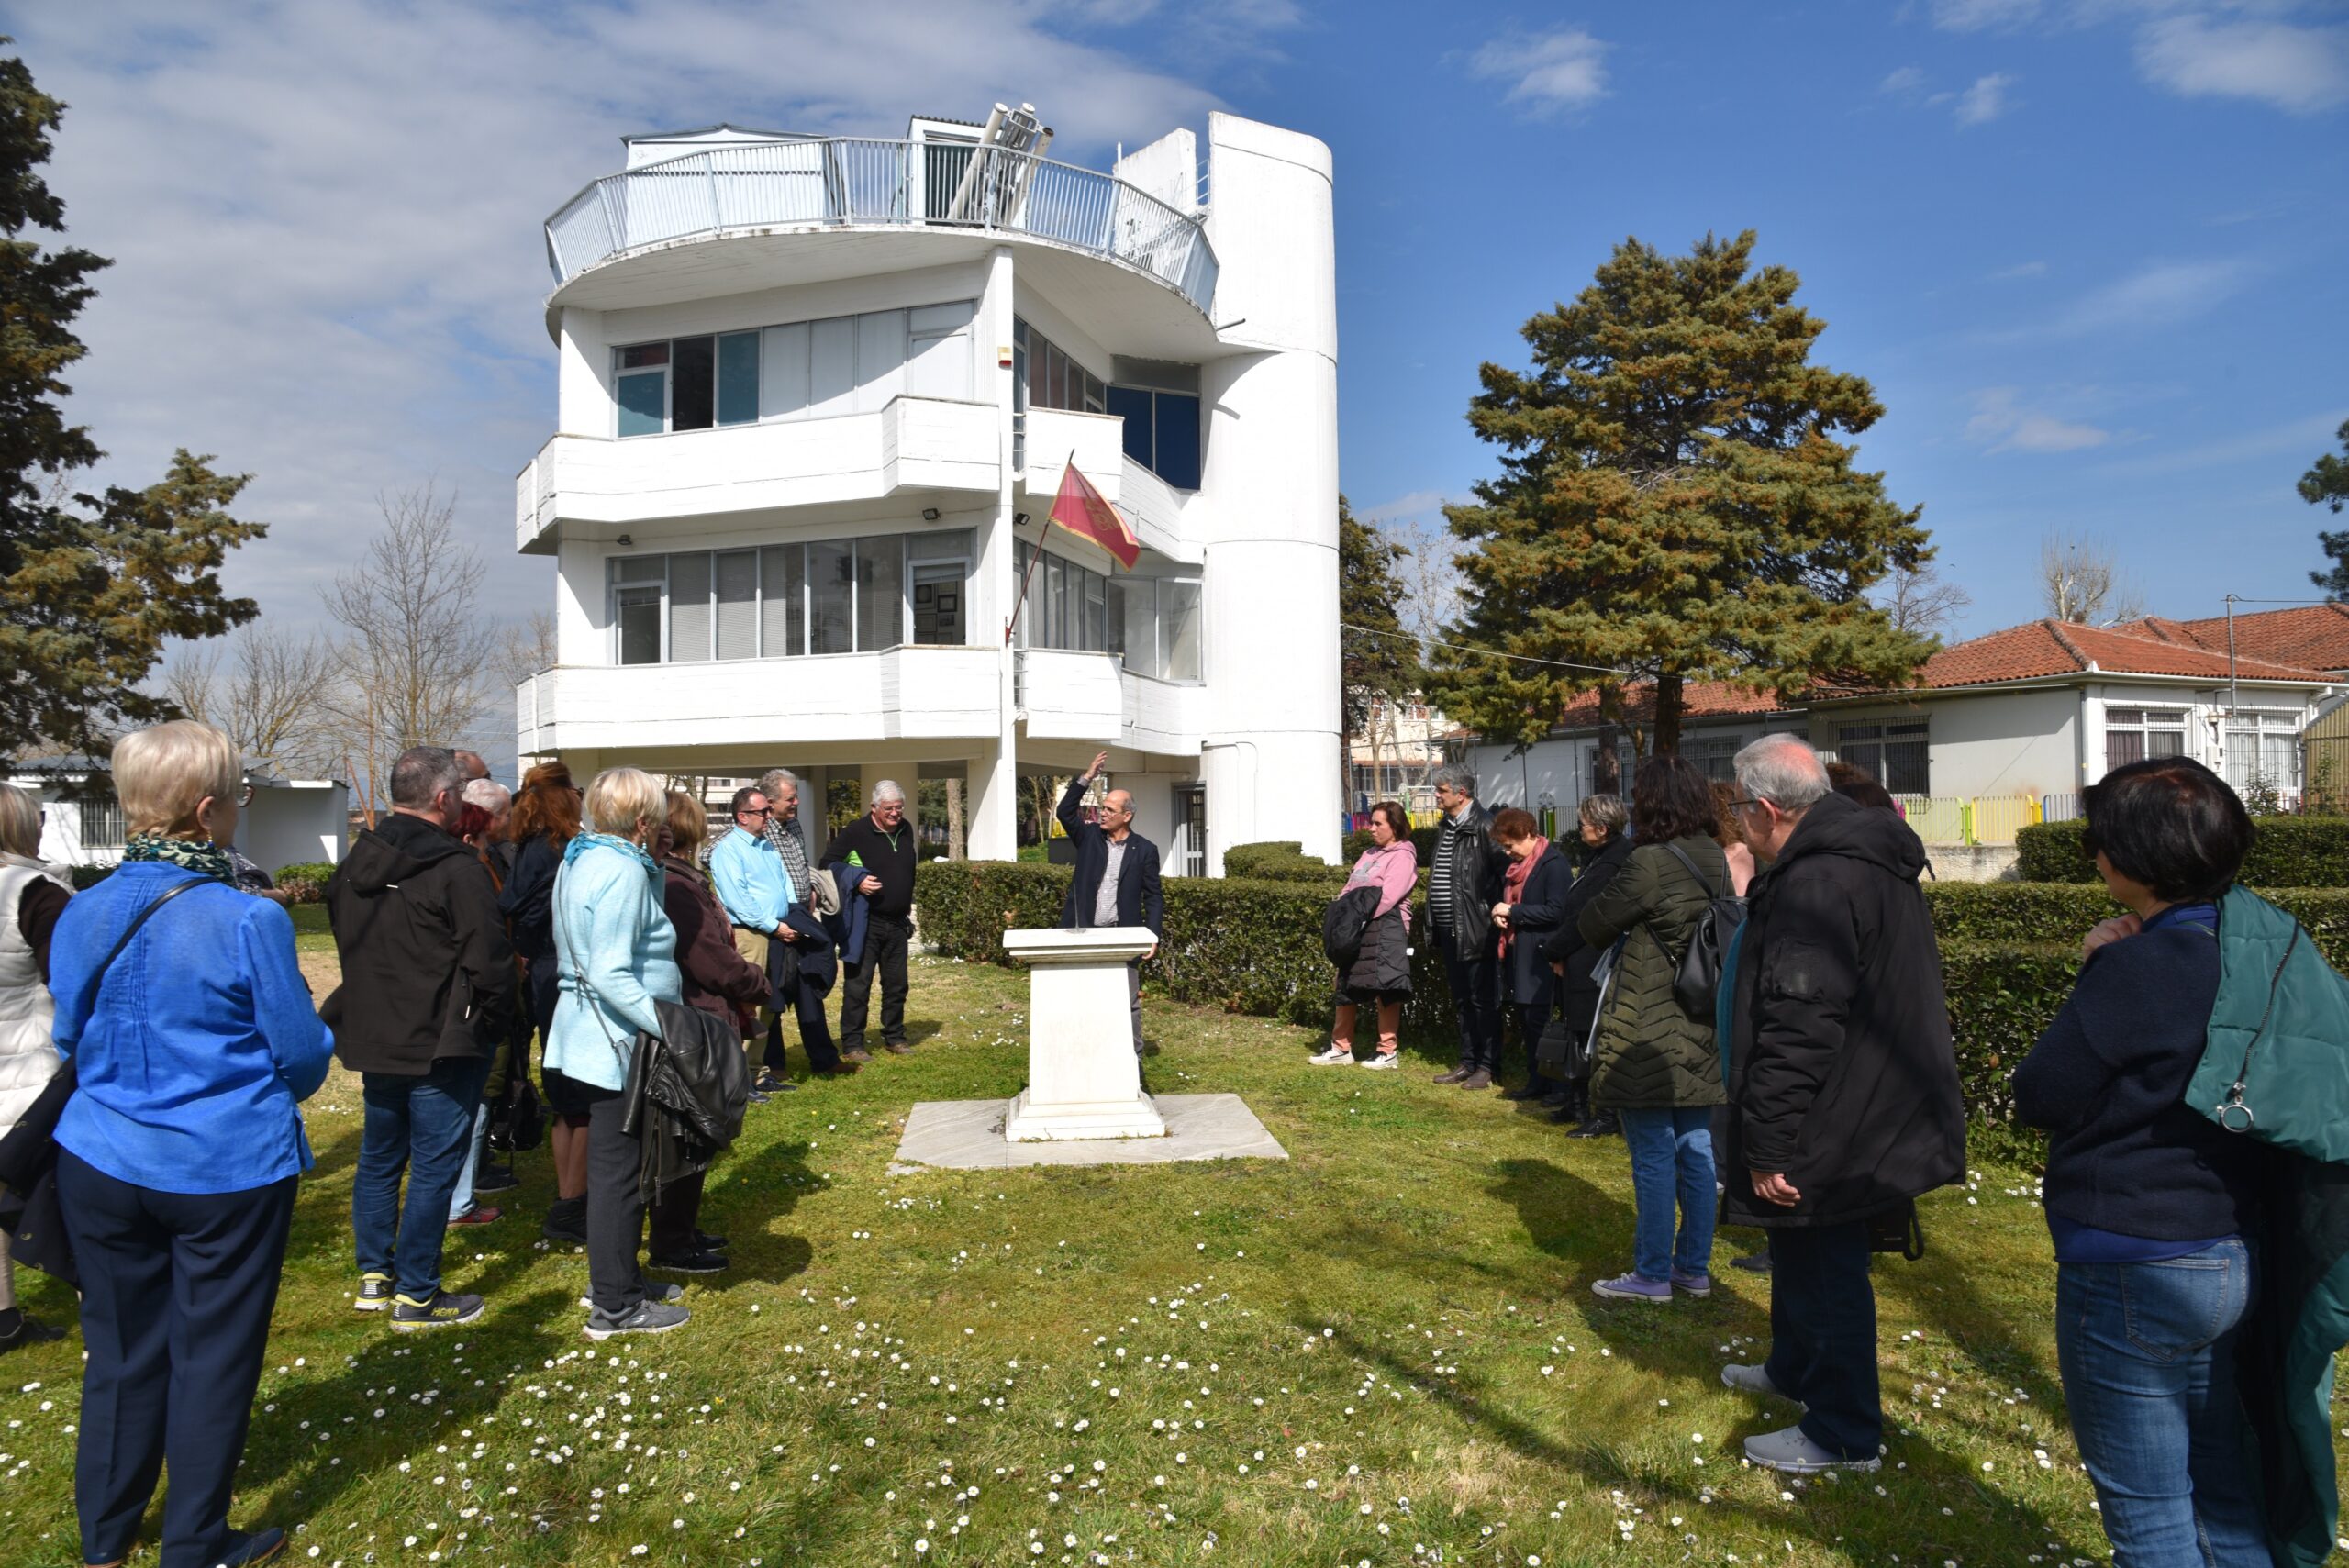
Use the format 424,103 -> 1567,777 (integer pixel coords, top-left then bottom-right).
1575,754 -> 1730,1302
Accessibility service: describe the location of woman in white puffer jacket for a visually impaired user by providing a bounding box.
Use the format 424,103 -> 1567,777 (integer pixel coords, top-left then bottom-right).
0,784 -> 71,1351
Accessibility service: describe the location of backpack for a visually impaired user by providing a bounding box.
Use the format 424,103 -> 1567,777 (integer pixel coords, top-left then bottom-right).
1660,841 -> 1747,1019
1322,884 -> 1382,968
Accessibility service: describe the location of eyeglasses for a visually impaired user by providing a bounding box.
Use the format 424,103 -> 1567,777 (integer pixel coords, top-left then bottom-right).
1731,798 -> 1765,812
740,807 -> 772,818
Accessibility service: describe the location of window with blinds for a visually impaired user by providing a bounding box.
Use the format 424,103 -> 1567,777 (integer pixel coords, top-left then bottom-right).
607,529 -> 971,664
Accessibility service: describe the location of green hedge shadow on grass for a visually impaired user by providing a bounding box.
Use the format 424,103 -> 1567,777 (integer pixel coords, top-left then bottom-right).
917,860 -> 2349,1155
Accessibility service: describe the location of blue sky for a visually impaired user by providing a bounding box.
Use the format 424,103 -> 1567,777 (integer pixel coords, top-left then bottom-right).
5,0 -> 2344,654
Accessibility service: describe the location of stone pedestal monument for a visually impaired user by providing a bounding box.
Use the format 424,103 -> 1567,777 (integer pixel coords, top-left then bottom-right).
1000,926 -> 1165,1142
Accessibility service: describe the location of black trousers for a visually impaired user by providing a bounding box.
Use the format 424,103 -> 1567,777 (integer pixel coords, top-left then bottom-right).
839,914 -> 911,1051
1438,924 -> 1503,1071
580,1083 -> 648,1316
1763,1219 -> 1882,1459
60,1150 -> 296,1568
648,1170 -> 706,1258
1510,998 -> 1555,1093
764,938 -> 841,1072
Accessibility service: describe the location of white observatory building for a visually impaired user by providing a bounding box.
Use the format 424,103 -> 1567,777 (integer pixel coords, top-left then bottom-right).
515,106 -> 1341,872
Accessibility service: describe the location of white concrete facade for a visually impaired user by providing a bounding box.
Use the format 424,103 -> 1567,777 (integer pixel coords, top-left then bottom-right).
518,111 -> 1341,872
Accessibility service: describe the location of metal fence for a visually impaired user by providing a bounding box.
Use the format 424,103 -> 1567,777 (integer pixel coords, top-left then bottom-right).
544,138 -> 1219,316
1892,795 -> 2067,846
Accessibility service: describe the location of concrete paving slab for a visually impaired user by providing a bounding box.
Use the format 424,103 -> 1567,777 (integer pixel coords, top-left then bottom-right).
888,1093 -> 1288,1173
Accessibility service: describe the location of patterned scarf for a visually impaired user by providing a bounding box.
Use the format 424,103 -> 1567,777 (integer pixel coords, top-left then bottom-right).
562,830 -> 661,885
123,831 -> 235,882
1499,837 -> 1551,958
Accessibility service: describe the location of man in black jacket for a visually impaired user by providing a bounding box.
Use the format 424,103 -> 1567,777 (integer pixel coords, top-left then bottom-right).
1717,735 -> 1964,1475
825,780 -> 918,1060
326,746 -> 518,1331
1058,751 -> 1163,1058
1427,763 -> 1507,1089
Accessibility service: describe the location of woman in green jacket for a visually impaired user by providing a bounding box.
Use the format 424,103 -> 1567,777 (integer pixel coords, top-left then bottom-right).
1576,754 -> 1730,1302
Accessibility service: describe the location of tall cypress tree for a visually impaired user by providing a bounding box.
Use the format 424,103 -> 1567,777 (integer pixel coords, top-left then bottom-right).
1426,230 -> 1934,753
0,41 -> 262,767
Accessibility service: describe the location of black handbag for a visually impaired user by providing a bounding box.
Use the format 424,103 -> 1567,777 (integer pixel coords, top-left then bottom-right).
0,873 -> 224,1196
1660,842 -> 1747,1019
1866,1197 -> 1925,1260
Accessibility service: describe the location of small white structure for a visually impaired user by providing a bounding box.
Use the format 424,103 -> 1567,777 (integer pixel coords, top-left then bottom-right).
1000,926 -> 1163,1142
8,755 -> 348,873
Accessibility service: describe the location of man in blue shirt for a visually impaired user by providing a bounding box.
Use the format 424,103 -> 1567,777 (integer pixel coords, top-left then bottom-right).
711,786 -> 846,1089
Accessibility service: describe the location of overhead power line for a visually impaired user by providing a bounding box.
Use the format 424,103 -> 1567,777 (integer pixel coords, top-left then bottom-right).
1339,621 -> 1631,677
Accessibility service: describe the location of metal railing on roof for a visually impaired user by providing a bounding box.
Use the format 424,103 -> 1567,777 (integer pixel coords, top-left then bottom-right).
543,138 -> 1218,316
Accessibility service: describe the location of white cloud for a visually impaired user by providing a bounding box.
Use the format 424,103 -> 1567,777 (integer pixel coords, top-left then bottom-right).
4,0 -> 1281,632
2065,257 -> 2252,330
1467,28 -> 1609,117
2133,15 -> 2349,113
1932,0 -> 2043,32
1965,387 -> 2111,452
1880,64 -> 1928,93
1954,71 -> 2021,122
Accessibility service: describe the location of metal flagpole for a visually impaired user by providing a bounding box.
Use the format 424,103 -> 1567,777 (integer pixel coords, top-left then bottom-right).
1003,511 -> 1042,645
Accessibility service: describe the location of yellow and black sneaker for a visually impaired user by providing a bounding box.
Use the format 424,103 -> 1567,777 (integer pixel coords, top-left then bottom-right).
353,1273 -> 394,1312
391,1290 -> 485,1330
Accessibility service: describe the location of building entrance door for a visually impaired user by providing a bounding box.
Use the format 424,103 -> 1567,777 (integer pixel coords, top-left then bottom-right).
1174,784 -> 1206,878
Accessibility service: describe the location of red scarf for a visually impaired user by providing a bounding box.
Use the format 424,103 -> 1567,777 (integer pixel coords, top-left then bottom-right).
1500,838 -> 1550,956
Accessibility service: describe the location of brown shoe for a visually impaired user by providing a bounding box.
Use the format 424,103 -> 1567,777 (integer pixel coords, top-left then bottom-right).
1455,1070 -> 1494,1090
884,1041 -> 914,1056
1432,1067 -> 1474,1084
841,1047 -> 874,1064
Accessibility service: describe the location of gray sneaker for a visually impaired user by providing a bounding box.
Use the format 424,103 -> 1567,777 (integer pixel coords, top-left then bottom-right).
578,1283 -> 685,1309
584,1299 -> 690,1340
391,1290 -> 484,1330
1742,1423 -> 1879,1473
1720,1362 -> 1804,1407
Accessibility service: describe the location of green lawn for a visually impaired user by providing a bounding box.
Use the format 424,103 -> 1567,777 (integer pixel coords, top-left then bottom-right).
0,954 -> 2179,1566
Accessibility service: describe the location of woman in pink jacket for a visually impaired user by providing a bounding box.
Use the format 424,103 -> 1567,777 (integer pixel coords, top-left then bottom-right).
1313,801 -> 1419,1069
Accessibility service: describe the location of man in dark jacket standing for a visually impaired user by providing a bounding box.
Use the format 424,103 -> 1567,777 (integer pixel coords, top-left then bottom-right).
1718,735 -> 1964,1474
825,780 -> 919,1060
1058,751 -> 1163,1059
326,746 -> 518,1330
1427,763 -> 1506,1089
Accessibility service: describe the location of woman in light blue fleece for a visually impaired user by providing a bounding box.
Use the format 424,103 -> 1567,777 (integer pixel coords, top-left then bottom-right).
548,765 -> 685,1340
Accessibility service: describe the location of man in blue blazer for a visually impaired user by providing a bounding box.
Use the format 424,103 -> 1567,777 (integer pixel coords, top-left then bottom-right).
1056,751 -> 1164,1058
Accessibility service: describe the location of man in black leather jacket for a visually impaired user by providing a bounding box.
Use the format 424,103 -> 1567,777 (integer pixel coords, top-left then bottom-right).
1426,764 -> 1508,1089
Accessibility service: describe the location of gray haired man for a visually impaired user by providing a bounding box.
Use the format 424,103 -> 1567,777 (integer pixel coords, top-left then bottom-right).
825,780 -> 919,1058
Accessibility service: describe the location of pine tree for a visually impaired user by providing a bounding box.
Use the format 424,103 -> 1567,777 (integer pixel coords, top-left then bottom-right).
0,41 -> 263,767
1337,495 -> 1418,812
1426,230 -> 1934,753
2301,419 -> 2349,600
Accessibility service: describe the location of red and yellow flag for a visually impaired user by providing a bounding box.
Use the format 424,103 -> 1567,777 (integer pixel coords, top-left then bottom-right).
1048,461 -> 1139,570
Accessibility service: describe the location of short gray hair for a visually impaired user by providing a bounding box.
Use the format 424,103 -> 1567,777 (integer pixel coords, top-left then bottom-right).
391,746 -> 464,811
870,779 -> 906,806
758,767 -> 798,799
462,779 -> 511,815
1734,734 -> 1831,813
1577,793 -> 1627,839
1432,762 -> 1475,797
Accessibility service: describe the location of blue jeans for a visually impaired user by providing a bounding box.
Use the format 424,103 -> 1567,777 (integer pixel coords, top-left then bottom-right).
1618,1106 -> 1717,1280
447,1102 -> 492,1221
2054,1239 -> 2267,1566
1765,1219 -> 1881,1459
354,1055 -> 490,1301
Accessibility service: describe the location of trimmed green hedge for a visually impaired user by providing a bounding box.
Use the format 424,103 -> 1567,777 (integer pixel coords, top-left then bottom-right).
2018,814 -> 2349,887
1222,841 -> 1347,884
918,862 -> 2349,1145
69,864 -> 112,890
1341,826 -> 1441,864
273,860 -> 335,905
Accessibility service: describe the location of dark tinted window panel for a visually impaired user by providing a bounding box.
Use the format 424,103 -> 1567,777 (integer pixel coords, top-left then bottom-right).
1107,385 -> 1152,467
1152,393 -> 1202,488
672,336 -> 716,430
717,332 -> 759,426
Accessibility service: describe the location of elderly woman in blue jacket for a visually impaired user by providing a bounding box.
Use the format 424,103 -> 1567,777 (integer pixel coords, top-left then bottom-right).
49,720 -> 333,1568
548,766 -> 690,1340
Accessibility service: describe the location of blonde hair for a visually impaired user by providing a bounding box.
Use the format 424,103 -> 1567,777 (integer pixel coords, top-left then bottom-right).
583,766 -> 664,839
114,720 -> 240,838
0,784 -> 41,858
663,790 -> 707,856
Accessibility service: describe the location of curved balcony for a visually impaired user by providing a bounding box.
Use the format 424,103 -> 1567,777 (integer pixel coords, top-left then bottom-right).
544,138 -> 1218,317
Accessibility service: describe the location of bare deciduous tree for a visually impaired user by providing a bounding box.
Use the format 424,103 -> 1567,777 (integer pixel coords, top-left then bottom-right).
490,609 -> 557,692
1876,559 -> 1974,639
1380,516 -> 1464,662
2039,532 -> 2145,627
319,484 -> 495,825
162,625 -> 337,774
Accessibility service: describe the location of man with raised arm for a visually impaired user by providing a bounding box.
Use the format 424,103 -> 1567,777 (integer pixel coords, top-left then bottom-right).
1056,751 -> 1163,1061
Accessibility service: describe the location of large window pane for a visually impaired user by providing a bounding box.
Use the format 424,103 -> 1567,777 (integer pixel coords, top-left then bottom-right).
912,561 -> 963,645
854,308 -> 907,412
1046,555 -> 1068,648
617,585 -> 662,665
714,550 -> 758,659
617,370 -> 666,437
807,539 -> 853,653
761,323 -> 810,419
1152,392 -> 1202,488
1116,579 -> 1151,669
668,551 -> 712,661
1084,570 -> 1105,651
671,336 -> 716,430
855,534 -> 904,650
717,332 -> 760,426
1107,385 -> 1152,466
1159,579 -> 1201,682
759,544 -> 803,656
809,317 -> 855,417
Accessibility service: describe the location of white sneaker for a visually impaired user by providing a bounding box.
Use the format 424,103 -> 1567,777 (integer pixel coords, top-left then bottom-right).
1361,1052 -> 1400,1071
1308,1046 -> 1357,1066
